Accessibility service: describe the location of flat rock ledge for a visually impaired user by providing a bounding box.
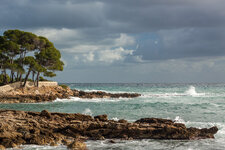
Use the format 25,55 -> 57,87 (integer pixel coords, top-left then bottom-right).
0,109 -> 218,149
0,86 -> 141,103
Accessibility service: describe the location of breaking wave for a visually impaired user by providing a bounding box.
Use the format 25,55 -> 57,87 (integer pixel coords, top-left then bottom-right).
185,86 -> 205,96
142,86 -> 206,98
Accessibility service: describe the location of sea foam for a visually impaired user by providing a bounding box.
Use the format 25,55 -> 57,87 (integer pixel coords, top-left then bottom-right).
53,97 -> 132,103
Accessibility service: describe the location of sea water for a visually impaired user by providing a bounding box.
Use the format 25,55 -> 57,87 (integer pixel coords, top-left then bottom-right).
0,83 -> 225,150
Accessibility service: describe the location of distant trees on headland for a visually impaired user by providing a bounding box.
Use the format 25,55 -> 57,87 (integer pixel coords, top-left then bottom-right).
0,29 -> 64,87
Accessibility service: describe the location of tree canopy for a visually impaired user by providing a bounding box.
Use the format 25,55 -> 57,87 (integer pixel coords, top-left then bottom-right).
0,29 -> 64,87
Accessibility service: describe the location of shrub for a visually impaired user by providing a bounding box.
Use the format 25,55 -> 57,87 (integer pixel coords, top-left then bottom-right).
59,84 -> 69,89
39,76 -> 48,81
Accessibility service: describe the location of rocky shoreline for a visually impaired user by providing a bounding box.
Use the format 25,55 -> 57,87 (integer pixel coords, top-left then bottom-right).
0,109 -> 218,149
0,85 -> 141,103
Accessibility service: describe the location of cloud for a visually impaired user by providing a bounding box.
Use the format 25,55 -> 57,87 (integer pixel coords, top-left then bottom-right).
54,56 -> 225,83
74,47 -> 134,64
1,0 -> 225,82
1,0 -> 225,31
32,28 -> 136,64
3,0 -> 225,62
97,47 -> 133,63
114,33 -> 135,46
0,0 -> 105,29
134,27 -> 225,61
82,52 -> 95,62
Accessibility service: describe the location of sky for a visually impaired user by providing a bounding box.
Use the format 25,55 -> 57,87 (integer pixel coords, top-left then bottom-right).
1,0 -> 225,83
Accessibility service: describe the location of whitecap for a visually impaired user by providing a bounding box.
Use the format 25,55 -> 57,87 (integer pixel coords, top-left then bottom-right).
141,86 -> 208,98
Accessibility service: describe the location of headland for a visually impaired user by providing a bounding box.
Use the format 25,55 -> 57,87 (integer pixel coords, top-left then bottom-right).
0,81 -> 141,103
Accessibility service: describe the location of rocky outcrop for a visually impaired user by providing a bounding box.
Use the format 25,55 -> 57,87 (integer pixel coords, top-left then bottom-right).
0,109 -> 218,149
72,89 -> 141,99
0,85 -> 141,103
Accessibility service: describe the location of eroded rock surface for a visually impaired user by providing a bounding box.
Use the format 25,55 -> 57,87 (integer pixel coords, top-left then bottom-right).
0,86 -> 141,103
72,89 -> 141,99
0,109 -> 218,149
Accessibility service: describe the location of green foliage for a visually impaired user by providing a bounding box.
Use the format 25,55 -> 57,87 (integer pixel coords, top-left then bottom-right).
24,56 -> 38,69
59,84 -> 68,89
0,74 -> 10,85
44,71 -> 56,77
0,29 -> 64,86
39,76 -> 48,81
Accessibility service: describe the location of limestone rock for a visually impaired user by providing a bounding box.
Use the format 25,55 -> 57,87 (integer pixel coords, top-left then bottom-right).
0,109 -> 218,148
94,114 -> 108,121
67,140 -> 87,150
0,145 -> 5,150
0,84 -> 141,103
40,110 -> 51,118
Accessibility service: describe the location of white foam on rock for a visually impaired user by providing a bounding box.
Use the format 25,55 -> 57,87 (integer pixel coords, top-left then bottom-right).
53,97 -> 132,103
82,108 -> 93,116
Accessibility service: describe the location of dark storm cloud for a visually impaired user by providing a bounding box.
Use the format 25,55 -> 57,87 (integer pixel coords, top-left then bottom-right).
0,0 -> 105,29
134,28 -> 225,60
102,0 -> 225,33
1,0 -> 225,61
1,0 -> 225,30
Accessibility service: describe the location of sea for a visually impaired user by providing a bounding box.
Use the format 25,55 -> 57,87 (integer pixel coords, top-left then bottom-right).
0,83 -> 225,150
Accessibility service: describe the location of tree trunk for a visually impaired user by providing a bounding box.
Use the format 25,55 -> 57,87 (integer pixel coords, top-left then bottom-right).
16,72 -> 19,81
3,69 -> 8,85
19,73 -> 22,82
36,72 -> 40,87
10,71 -> 14,83
32,71 -> 35,86
23,69 -> 31,87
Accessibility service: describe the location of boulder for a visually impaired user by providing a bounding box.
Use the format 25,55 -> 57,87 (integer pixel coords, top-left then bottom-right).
40,110 -> 51,118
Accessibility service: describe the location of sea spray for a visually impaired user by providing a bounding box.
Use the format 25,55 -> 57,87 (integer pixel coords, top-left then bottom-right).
185,86 -> 198,96
185,85 -> 205,97
112,117 -> 119,121
174,116 -> 185,123
83,108 -> 93,116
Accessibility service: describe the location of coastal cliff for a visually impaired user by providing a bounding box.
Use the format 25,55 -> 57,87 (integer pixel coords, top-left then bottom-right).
0,109 -> 218,149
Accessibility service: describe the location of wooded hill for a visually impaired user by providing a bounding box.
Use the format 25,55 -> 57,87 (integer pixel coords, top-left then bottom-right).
0,29 -> 64,87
